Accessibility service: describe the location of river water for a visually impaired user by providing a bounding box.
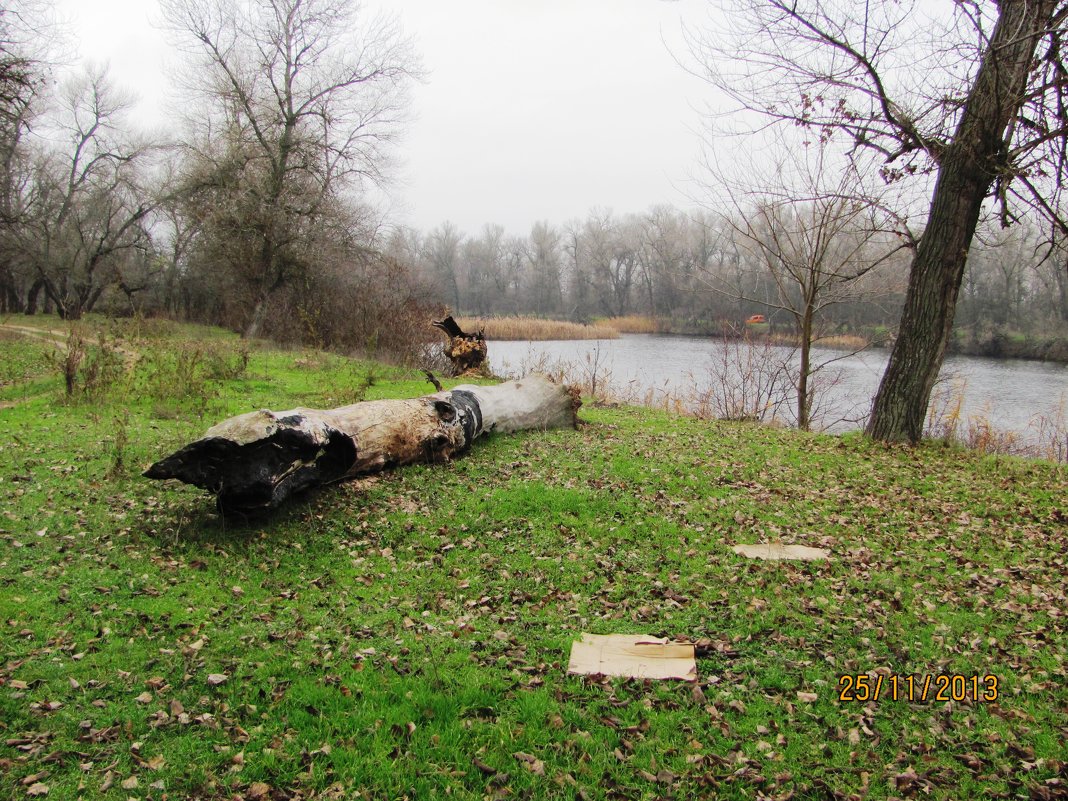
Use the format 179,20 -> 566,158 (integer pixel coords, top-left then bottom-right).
489,334 -> 1068,445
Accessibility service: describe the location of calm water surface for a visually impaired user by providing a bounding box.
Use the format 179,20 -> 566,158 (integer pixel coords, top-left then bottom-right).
490,334 -> 1068,439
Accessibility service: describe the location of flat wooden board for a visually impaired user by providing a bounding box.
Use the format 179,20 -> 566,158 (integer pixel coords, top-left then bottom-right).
731,543 -> 830,561
567,634 -> 697,681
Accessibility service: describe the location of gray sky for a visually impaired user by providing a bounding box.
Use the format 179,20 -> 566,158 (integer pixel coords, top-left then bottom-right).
56,0 -> 712,236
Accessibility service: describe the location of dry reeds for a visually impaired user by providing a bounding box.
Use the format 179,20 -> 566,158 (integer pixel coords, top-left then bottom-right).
767,332 -> 870,351
599,315 -> 663,334
457,316 -> 619,341
926,378 -> 1067,463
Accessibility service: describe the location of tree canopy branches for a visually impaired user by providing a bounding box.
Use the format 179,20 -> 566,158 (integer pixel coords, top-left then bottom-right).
159,0 -> 420,337
691,0 -> 1068,441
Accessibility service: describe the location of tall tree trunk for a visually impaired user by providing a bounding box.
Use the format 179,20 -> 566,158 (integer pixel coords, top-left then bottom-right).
867,0 -> 1056,443
1056,261 -> 1068,323
244,294 -> 269,339
866,154 -> 987,441
24,278 -> 44,315
2,283 -> 19,313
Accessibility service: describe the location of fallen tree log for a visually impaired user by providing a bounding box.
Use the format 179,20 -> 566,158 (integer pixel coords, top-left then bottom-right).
144,374 -> 579,516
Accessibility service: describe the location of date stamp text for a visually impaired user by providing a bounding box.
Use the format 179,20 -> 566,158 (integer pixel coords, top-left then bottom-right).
837,673 -> 999,703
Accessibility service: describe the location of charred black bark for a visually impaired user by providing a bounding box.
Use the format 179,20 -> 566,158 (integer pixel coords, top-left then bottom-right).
431,316 -> 464,339
144,426 -> 358,515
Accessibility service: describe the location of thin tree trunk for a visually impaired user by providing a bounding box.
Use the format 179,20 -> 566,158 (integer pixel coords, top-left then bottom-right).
867,0 -> 1056,443
1056,263 -> 1068,323
797,308 -> 813,430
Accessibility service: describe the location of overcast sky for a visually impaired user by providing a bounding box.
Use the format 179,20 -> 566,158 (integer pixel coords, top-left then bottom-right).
54,0 -> 715,236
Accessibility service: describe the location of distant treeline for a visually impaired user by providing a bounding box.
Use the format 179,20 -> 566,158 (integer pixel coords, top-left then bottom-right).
388,208 -> 1068,360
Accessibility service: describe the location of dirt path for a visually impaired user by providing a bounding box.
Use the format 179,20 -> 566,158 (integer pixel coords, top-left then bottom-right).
0,321 -> 140,361
0,322 -> 140,410
0,323 -> 69,347
0,325 -> 61,409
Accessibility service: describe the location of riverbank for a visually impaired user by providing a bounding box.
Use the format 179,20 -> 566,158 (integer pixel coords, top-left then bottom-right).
949,327 -> 1068,362
489,334 -> 1068,461
457,315 -> 1068,364
1,319 -> 1066,800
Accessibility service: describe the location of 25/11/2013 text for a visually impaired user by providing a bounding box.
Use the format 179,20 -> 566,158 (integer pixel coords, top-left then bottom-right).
838,674 -> 998,703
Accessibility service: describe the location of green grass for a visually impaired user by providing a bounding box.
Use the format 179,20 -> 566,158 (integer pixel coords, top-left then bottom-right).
1,316 -> 1066,800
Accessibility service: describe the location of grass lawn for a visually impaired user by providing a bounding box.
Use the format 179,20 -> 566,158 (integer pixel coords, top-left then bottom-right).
1,316 -> 1066,801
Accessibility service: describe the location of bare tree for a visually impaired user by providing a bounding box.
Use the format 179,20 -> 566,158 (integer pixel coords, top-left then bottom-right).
154,168 -> 200,317
21,66 -> 155,319
0,0 -> 55,311
637,205 -> 688,317
0,4 -> 35,220
692,0 -> 1068,442
704,138 -> 907,429
461,223 -> 507,315
162,0 -> 418,338
580,210 -> 638,318
423,221 -> 464,312
525,221 -> 564,316
1041,240 -> 1068,324
0,1 -> 50,157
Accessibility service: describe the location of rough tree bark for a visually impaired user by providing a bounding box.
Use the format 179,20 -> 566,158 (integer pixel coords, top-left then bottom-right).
866,0 -> 1058,442
433,315 -> 487,375
145,374 -> 579,515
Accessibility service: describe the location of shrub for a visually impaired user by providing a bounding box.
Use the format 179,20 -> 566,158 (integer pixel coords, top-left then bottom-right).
132,340 -> 249,416
51,327 -> 126,401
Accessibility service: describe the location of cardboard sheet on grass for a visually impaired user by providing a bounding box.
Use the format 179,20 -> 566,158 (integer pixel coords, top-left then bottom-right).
567,634 -> 697,681
732,543 -> 829,561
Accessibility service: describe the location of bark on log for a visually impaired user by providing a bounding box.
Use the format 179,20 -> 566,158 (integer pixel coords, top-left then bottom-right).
144,374 -> 579,516
433,315 -> 487,375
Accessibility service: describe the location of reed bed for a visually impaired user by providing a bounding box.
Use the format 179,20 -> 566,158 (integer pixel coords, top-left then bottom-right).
599,314 -> 664,334
925,378 -> 1068,463
457,315 -> 618,341
815,333 -> 870,350
767,332 -> 871,351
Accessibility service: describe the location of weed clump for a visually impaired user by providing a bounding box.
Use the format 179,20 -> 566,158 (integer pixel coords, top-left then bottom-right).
47,323 -> 250,417
926,377 -> 1068,462
51,327 -> 125,401
133,340 -> 250,417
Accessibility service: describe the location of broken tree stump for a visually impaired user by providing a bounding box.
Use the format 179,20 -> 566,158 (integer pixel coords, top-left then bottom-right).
433,315 -> 487,376
144,374 -> 579,516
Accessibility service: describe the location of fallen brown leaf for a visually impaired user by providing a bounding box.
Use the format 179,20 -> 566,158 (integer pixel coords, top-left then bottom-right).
513,751 -> 545,776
